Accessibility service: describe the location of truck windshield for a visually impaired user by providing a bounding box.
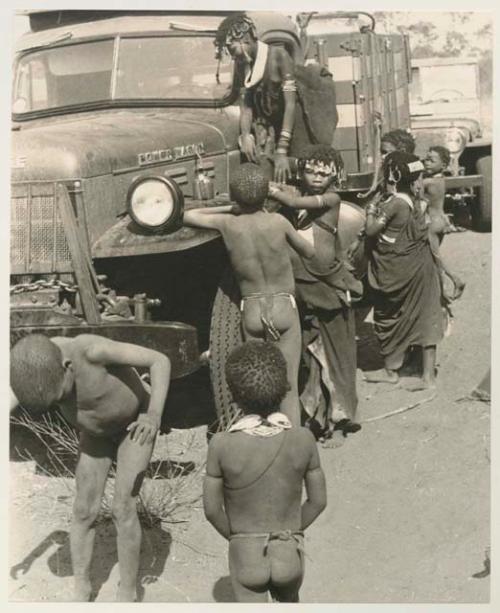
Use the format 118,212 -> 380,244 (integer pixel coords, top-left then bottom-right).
13,35 -> 233,113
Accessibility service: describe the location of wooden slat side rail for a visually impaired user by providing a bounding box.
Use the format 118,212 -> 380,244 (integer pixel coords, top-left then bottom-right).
56,184 -> 101,324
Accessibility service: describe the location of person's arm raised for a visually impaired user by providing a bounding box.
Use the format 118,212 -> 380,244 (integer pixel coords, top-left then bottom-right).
270,186 -> 341,211
183,207 -> 235,230
203,434 -> 231,539
301,431 -> 327,530
85,337 -> 171,445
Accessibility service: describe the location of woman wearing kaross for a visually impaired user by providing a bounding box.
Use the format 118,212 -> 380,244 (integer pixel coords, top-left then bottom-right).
363,151 -> 447,390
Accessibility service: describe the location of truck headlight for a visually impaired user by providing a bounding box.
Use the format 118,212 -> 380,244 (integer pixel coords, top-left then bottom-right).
444,128 -> 467,155
127,176 -> 184,232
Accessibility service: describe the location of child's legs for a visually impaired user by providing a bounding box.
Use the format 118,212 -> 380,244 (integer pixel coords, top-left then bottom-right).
241,297 -> 301,425
112,431 -> 155,601
71,434 -> 114,600
277,313 -> 302,426
228,538 -> 271,603
268,540 -> 304,602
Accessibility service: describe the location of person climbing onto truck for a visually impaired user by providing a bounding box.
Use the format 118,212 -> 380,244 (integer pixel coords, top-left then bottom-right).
10,333 -> 171,602
203,341 -> 326,602
215,12 -> 297,183
268,145 -> 363,444
183,163 -> 314,426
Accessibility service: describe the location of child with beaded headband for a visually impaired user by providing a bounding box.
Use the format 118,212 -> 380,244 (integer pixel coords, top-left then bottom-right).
269,145 -> 363,443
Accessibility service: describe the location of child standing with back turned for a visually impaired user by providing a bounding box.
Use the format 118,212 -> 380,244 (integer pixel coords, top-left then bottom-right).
183,163 -> 314,426
203,341 -> 327,602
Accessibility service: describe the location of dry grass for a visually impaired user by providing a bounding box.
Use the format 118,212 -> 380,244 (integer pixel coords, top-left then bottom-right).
10,410 -> 206,527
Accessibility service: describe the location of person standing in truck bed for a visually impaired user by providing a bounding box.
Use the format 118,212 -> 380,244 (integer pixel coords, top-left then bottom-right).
183,163 -> 314,426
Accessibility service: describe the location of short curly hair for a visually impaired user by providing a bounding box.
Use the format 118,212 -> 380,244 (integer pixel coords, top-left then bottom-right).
428,145 -> 451,169
10,334 -> 65,412
381,129 -> 416,155
230,163 -> 269,209
297,144 -> 344,184
225,341 -> 289,415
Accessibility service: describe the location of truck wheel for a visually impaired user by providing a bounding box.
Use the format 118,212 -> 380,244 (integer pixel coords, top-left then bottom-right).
209,267 -> 243,431
474,156 -> 492,231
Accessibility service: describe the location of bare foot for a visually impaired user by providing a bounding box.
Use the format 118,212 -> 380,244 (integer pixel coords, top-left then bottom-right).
116,587 -> 137,602
405,379 -> 437,392
364,369 -> 399,384
320,430 -> 345,449
74,578 -> 92,602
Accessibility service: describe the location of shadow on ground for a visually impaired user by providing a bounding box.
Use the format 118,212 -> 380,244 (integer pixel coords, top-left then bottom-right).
9,519 -> 172,602
212,575 -> 235,602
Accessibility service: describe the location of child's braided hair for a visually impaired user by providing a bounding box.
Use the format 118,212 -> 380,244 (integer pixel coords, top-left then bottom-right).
214,12 -> 257,60
10,334 -> 65,412
225,341 -> 289,415
230,163 -> 269,209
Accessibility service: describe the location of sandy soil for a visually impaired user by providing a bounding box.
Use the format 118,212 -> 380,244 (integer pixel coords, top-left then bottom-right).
8,230 -> 491,603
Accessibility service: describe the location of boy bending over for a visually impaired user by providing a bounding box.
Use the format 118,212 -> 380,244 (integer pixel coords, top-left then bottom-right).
10,333 -> 171,601
203,341 -> 326,602
183,163 -> 314,425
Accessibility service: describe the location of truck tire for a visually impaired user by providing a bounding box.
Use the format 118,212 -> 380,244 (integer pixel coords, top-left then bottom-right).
209,267 -> 243,431
474,156 -> 492,231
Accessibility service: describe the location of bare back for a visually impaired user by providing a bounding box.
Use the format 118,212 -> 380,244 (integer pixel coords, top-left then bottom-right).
220,211 -> 295,297
214,428 -> 317,534
53,335 -> 149,438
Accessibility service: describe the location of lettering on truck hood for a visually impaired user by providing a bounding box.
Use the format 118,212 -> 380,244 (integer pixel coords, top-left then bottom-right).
11,108 -> 239,181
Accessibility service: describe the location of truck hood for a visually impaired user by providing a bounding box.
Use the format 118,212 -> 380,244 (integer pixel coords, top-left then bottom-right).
11,107 -> 240,181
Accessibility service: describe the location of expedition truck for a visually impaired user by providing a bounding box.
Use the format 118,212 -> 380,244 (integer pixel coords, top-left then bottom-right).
11,10 -> 412,426
410,56 -> 492,230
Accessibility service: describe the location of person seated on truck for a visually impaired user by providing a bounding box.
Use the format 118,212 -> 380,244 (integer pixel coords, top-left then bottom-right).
203,341 -> 327,602
183,164 -> 314,427
268,145 -> 363,444
422,145 -> 466,301
215,12 -> 297,183
10,333 -> 171,602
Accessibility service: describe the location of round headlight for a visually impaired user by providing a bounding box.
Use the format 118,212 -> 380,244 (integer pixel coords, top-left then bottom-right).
444,128 -> 467,155
127,176 -> 183,232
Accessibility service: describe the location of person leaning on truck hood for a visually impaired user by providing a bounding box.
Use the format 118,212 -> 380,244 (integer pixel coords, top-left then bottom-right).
215,13 -> 297,184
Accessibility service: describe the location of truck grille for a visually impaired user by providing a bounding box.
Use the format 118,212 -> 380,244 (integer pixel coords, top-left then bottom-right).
11,183 -> 72,274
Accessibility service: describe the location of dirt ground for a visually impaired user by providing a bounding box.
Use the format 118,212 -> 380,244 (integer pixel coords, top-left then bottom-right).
8,229 -> 491,603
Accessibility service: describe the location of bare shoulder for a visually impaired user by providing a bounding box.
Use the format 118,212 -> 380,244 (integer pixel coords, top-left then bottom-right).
269,212 -> 292,230
271,45 -> 294,70
289,426 -> 317,447
424,176 -> 445,196
208,431 -> 229,453
322,192 -> 341,208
